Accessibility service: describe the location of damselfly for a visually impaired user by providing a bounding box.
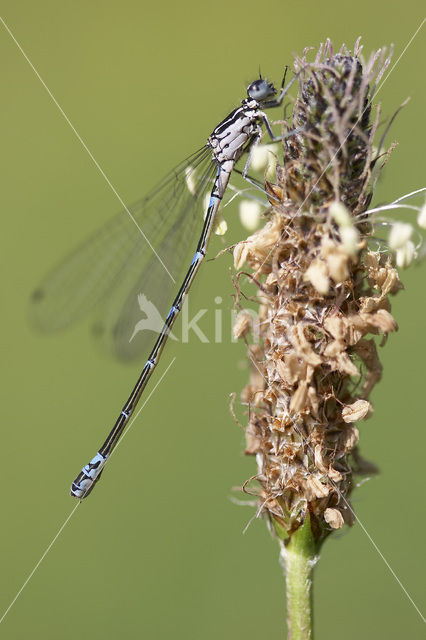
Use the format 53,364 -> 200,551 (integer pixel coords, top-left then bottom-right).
31,71 -> 295,499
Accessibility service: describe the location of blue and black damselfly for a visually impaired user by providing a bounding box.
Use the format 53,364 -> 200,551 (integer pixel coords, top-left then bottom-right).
31,71 -> 295,499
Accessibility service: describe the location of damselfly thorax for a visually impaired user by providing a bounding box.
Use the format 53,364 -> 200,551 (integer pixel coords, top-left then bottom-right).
208,98 -> 266,164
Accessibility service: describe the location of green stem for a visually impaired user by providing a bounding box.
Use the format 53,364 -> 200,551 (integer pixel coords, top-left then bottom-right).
280,517 -> 318,639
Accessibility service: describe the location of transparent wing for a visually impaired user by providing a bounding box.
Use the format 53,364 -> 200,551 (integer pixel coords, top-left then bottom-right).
30,146 -> 217,361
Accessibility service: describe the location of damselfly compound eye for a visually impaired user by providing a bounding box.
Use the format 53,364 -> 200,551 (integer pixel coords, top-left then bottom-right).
247,78 -> 276,101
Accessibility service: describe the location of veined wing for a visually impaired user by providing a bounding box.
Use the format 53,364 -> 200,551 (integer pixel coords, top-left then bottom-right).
30,146 -> 217,360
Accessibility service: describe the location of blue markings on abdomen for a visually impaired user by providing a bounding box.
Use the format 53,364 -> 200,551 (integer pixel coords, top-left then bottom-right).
167,305 -> 179,318
191,251 -> 204,265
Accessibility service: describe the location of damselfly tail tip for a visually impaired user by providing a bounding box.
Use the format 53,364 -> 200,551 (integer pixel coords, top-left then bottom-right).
70,483 -> 83,500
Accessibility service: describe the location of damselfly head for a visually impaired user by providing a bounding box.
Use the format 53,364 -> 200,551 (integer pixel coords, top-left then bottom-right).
247,78 -> 276,102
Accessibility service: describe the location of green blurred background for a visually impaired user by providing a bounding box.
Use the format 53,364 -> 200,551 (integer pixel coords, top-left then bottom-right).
0,1 -> 425,638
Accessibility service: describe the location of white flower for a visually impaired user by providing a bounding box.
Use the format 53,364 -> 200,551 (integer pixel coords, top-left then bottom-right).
239,200 -> 262,231
329,201 -> 351,227
213,212 -> 228,236
250,143 -> 278,178
417,200 -> 426,229
340,226 -> 360,257
388,222 -> 413,250
329,202 -> 359,257
396,240 -> 416,268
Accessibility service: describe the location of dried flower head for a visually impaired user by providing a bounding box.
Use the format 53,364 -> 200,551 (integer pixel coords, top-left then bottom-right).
232,39 -> 413,544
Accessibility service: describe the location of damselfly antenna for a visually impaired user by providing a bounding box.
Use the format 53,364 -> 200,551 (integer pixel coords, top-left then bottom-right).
280,65 -> 289,90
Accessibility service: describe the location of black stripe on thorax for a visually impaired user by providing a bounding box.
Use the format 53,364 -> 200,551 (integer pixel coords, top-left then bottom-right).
212,100 -> 259,136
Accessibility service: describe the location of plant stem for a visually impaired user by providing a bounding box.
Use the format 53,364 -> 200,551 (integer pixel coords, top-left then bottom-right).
280,517 -> 318,639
